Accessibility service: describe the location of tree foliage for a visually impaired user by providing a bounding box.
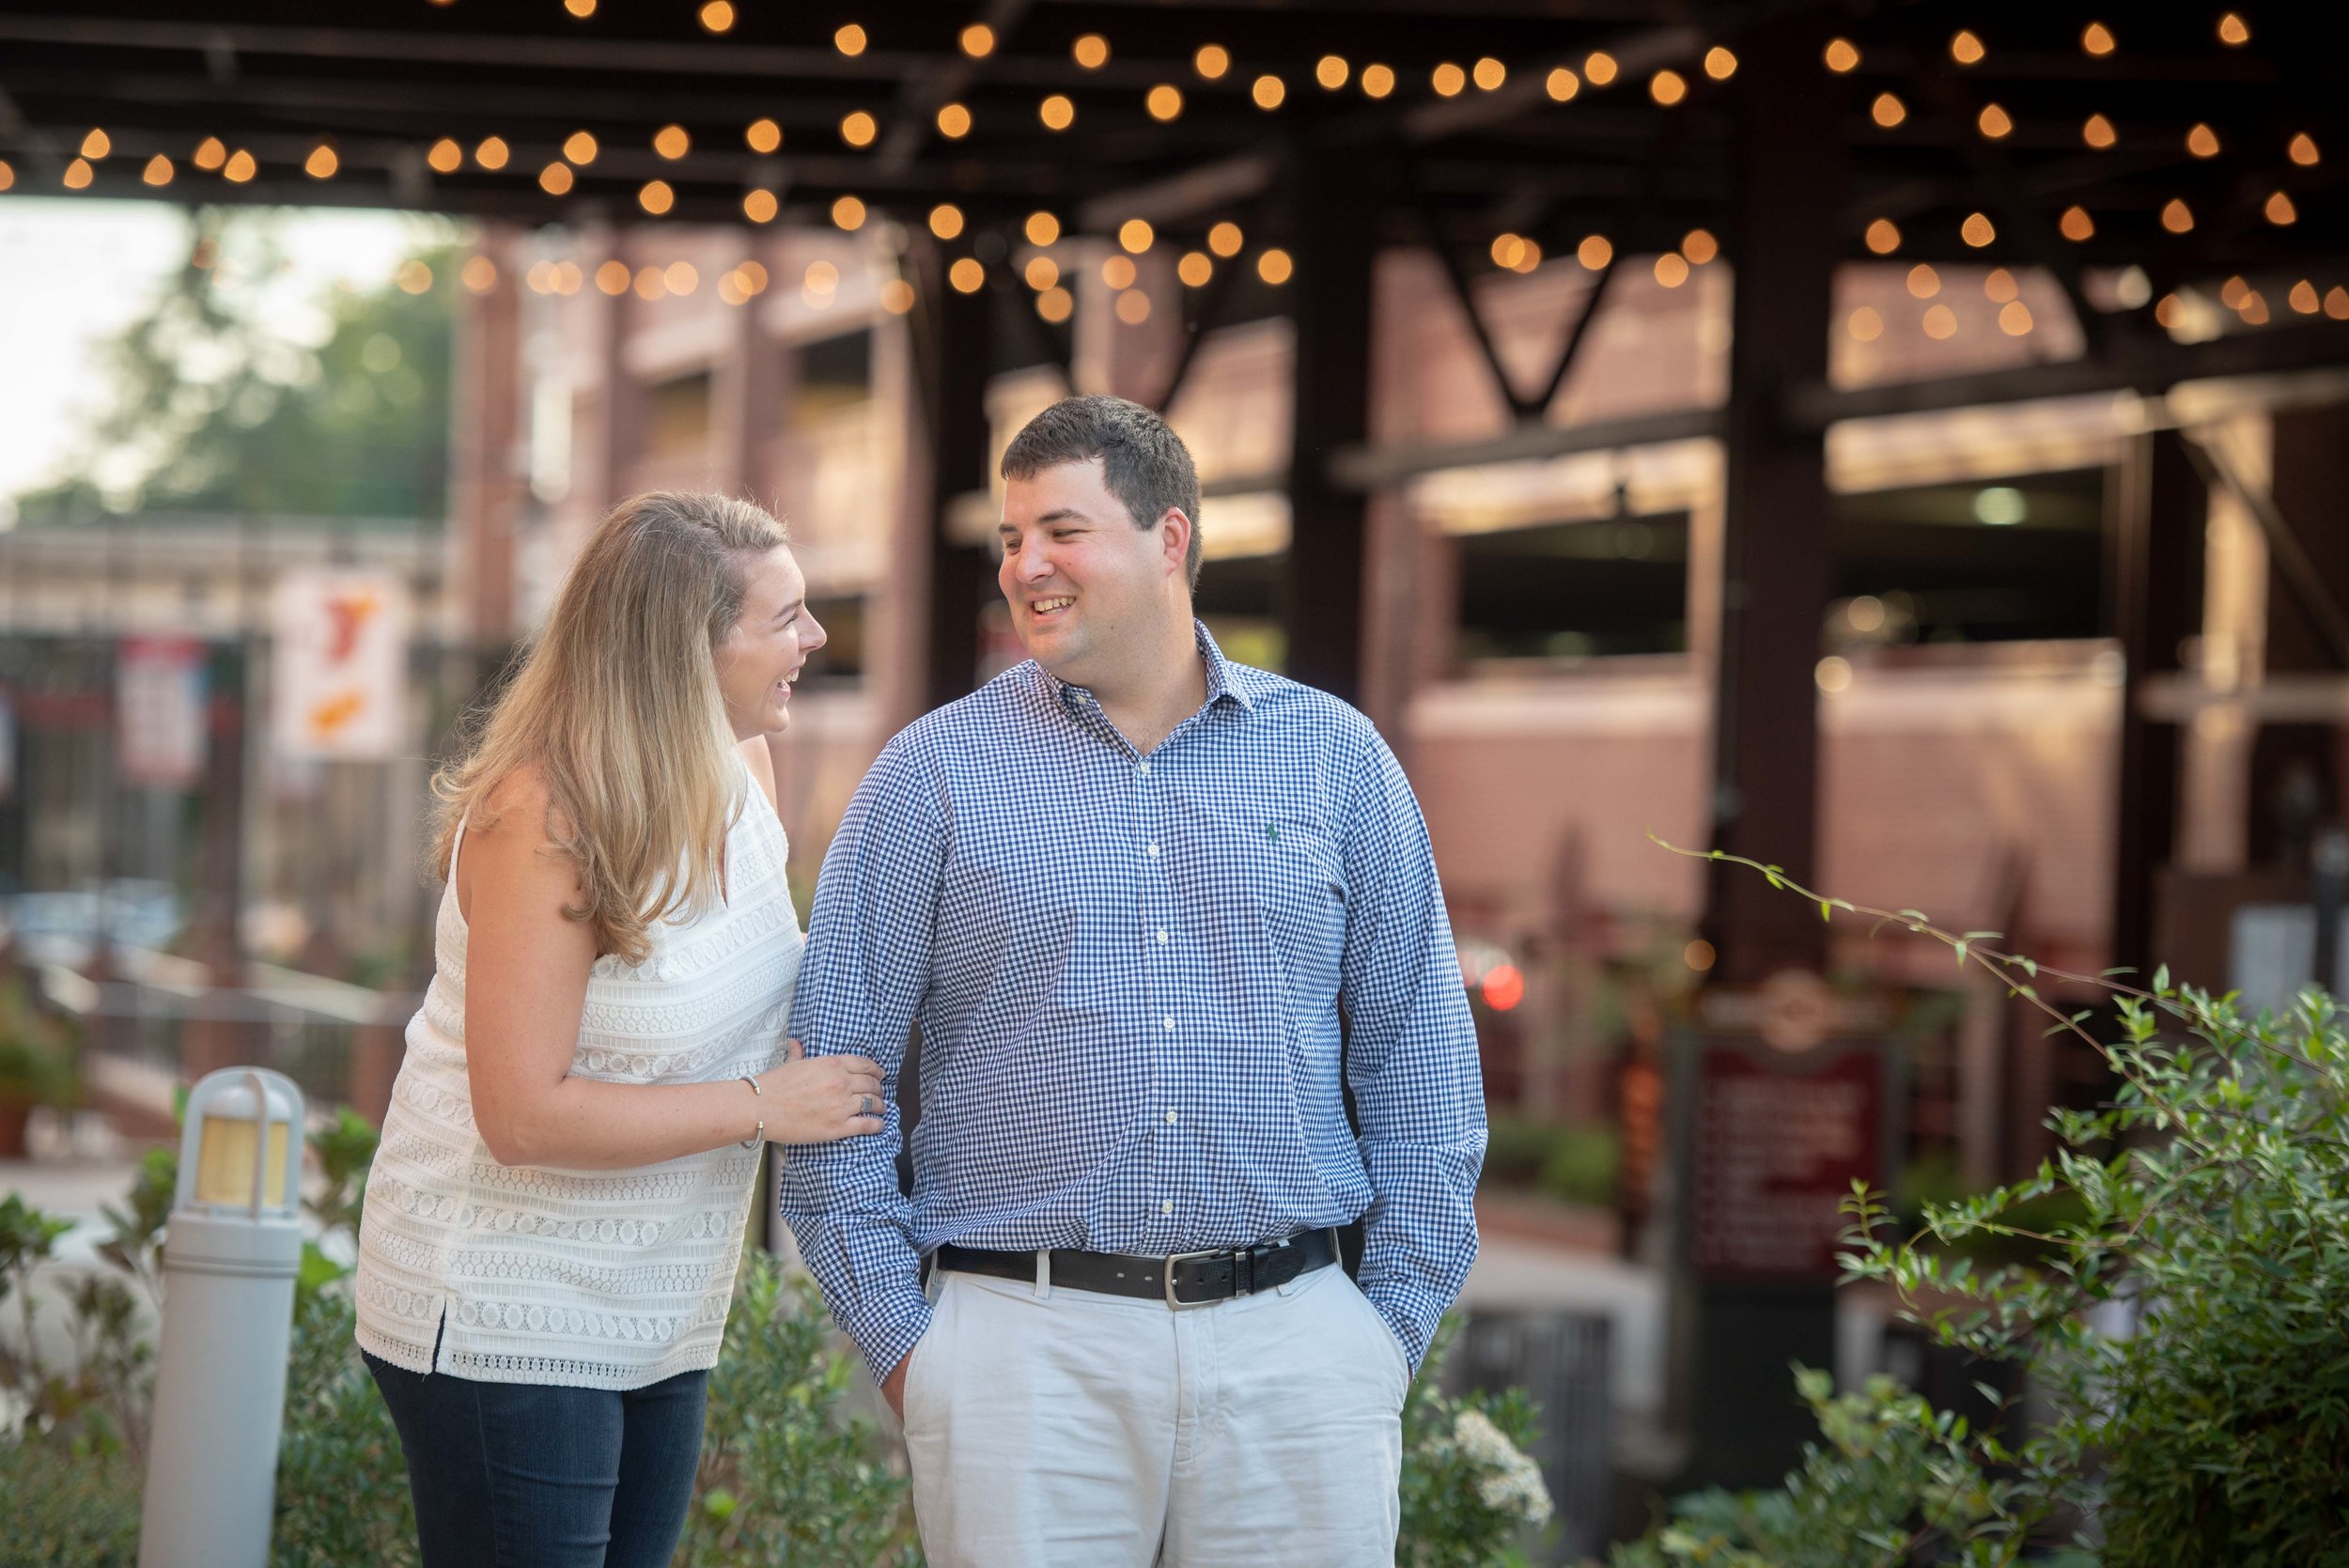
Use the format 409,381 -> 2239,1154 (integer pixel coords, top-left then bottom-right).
12,207 -> 453,526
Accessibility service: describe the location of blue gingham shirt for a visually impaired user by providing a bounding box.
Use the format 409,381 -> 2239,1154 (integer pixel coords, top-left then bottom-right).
779,623 -> 1485,1378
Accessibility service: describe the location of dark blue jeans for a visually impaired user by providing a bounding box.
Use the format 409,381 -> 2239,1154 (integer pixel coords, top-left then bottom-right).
365,1351 -> 708,1568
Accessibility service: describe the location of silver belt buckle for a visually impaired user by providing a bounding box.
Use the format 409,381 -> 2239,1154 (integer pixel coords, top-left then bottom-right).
1162,1248 -> 1222,1310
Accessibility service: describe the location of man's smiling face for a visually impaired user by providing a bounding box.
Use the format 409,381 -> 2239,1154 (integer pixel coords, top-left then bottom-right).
998,457 -> 1188,688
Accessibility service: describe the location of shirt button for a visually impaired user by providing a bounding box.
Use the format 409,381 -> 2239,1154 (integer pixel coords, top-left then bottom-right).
1164,1110 -> 1178,1124
1161,1201 -> 1174,1216
1162,1016 -> 1175,1031
1147,842 -> 1159,859
1156,928 -> 1168,943
1140,761 -> 1151,777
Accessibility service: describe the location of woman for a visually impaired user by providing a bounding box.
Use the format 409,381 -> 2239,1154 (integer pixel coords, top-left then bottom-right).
353,491 -> 884,1567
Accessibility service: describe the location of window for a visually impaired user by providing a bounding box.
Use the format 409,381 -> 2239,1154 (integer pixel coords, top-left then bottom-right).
800,596 -> 864,687
793,330 -> 873,424
646,370 -> 712,459
1194,551 -> 1284,672
1831,471 -> 2102,645
1455,513 -> 1689,664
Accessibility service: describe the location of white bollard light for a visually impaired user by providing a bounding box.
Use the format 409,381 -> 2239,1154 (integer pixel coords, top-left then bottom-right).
138,1067 -> 306,1568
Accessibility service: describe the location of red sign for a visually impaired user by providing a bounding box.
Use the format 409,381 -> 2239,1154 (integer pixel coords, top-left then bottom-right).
1690,1044 -> 1880,1280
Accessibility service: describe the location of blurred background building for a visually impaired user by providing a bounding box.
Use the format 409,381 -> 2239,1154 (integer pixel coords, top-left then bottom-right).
6,0 -> 2349,1539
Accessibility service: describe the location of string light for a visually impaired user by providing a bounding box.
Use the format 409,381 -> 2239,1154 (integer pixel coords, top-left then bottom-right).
461,256 -> 497,292
1490,233 -> 1528,269
2083,114 -> 2117,148
1431,63 -> 1466,96
742,189 -> 778,222
1682,229 -> 1719,264
639,179 -> 674,214
1703,46 -> 1737,79
194,137 -> 226,171
304,144 -> 339,179
2161,198 -> 2194,233
698,1 -> 734,34
1650,70 -> 1687,106
2082,22 -> 2116,54
1178,252 -> 1212,287
1685,939 -> 1716,971
1252,75 -> 1285,109
2265,191 -> 2298,225
1207,222 -> 1243,257
2327,287 -> 2349,320
1195,45 -> 1229,79
1984,268 -> 2018,303
142,155 -> 173,187
1025,256 -> 1060,290
2238,290 -> 2267,325
1847,306 -> 1884,341
1547,69 -> 1579,101
81,128 -> 111,160
1073,33 -> 1110,69
834,23 -> 865,56
1577,234 -> 1612,270
1038,287 -> 1073,322
1115,290 -> 1152,324
2155,294 -> 2185,329
1922,303 -> 1957,339
1978,103 -> 2013,138
960,23 -> 994,56
1907,264 -> 1940,298
539,162 -> 573,194
2217,12 -> 2249,45
398,260 -> 434,294
428,138 -> 461,173
744,120 -> 780,154
1654,253 -> 1689,287
1257,249 -> 1294,285
565,0 -> 595,17
1961,212 -> 1996,247
1102,256 -> 1138,289
1999,301 -> 2034,335
1584,52 -> 1617,85
665,261 -> 698,295
1865,218 -> 1901,254
0,160 -> 15,193
1872,93 -> 1906,128
596,258 -> 630,295
475,136 -> 510,170
633,263 -> 669,299
841,112 -> 877,147
63,158 -> 93,189
802,261 -> 837,304
2220,276 -> 2251,308
1026,210 -> 1061,246
565,130 -> 599,163
1823,39 -> 1859,73
2186,123 -> 2219,158
1950,29 -> 1985,65
1472,57 -> 1506,90
1362,64 -> 1395,98
2060,206 -> 2095,241
2290,280 -> 2321,314
832,194 -> 866,230
929,203 -> 964,240
937,102 -> 972,137
947,258 -> 984,294
1316,55 -> 1349,90
1040,96 -> 1076,131
2290,132 -> 2321,165
881,279 -> 915,314
1146,85 -> 1184,120
654,124 -> 691,159
224,149 -> 256,182
1120,218 -> 1155,254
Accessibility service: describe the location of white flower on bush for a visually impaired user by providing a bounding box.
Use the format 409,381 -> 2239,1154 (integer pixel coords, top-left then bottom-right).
1452,1407 -> 1553,1527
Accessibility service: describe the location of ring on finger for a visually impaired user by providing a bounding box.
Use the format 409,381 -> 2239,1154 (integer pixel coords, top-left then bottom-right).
860,1094 -> 876,1117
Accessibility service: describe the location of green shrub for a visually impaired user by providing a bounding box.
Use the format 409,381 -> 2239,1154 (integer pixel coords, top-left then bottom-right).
1628,840 -> 2349,1564
1484,1114 -> 1618,1208
0,1438 -> 140,1568
1400,1316 -> 1554,1567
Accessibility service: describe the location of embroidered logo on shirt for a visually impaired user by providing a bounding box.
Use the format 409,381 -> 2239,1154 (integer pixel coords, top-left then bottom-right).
1268,825 -> 1280,843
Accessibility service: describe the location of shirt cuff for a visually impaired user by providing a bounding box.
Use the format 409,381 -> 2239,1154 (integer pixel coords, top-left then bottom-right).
850,1286 -> 935,1384
1358,1276 -> 1436,1374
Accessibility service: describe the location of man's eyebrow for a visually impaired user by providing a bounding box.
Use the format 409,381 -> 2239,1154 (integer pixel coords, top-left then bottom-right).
999,507 -> 1093,534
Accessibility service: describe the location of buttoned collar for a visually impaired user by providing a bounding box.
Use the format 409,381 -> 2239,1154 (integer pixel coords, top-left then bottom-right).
1029,618 -> 1259,721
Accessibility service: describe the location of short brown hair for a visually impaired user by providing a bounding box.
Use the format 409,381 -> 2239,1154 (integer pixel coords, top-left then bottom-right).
1000,396 -> 1203,589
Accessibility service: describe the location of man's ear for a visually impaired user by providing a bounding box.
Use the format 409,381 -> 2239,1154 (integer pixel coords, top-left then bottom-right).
1159,507 -> 1193,577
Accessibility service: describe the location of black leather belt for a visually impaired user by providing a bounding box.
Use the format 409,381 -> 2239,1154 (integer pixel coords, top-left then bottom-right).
933,1227 -> 1340,1310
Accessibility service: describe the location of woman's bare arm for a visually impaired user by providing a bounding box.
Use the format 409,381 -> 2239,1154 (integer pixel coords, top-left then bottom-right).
459,765 -> 880,1170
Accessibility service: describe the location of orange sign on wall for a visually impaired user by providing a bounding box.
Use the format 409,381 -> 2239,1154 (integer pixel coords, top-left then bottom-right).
270,569 -> 410,761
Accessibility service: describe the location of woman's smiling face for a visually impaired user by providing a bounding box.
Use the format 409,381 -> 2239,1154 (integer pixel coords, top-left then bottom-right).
714,545 -> 826,738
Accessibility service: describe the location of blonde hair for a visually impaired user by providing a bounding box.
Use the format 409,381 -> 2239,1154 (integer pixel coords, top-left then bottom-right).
430,491 -> 789,964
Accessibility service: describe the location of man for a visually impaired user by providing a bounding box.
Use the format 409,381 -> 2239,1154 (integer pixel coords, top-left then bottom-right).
780,395 -> 1485,1567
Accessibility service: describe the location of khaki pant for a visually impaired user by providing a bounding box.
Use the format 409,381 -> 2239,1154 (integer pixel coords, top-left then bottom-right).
901,1251 -> 1408,1567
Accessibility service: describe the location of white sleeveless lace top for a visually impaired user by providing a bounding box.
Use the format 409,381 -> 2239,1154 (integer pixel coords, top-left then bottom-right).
354,758 -> 801,1390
